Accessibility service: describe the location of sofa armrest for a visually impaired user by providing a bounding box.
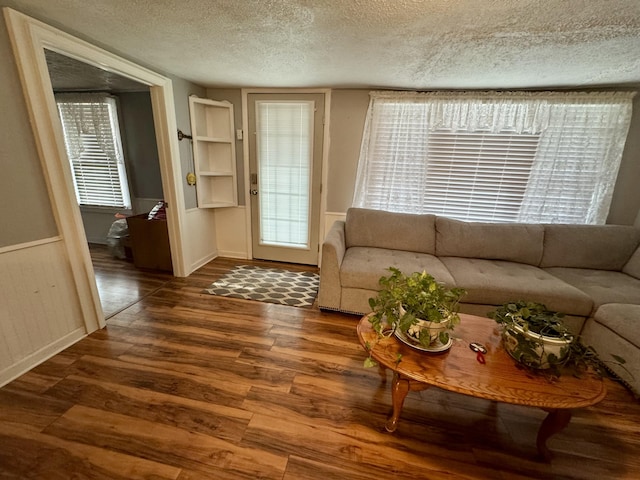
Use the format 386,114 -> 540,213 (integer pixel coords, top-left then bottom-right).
318,220 -> 346,310
623,244 -> 640,280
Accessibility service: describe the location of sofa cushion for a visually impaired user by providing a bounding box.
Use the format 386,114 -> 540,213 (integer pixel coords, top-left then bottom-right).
439,257 -> 593,316
540,224 -> 640,270
436,217 -> 544,265
340,247 -> 456,291
623,245 -> 640,280
345,208 -> 436,254
340,287 -> 380,315
580,316 -> 640,395
591,303 -> 640,349
544,267 -> 640,310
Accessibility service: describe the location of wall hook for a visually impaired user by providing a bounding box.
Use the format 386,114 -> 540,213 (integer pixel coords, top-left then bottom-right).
177,129 -> 192,141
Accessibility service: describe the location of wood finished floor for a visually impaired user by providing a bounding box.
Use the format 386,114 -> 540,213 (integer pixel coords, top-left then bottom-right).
1,256 -> 640,479
89,243 -> 174,318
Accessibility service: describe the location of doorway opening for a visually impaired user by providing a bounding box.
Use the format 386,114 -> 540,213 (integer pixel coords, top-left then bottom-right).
4,7 -> 186,332
45,49 -> 172,318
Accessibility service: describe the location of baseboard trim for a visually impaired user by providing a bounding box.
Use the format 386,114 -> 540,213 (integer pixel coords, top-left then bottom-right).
0,327 -> 87,388
216,250 -> 250,259
189,251 -> 219,273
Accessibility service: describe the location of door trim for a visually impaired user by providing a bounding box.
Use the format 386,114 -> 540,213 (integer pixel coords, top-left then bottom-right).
4,8 -> 187,332
241,88 -> 331,263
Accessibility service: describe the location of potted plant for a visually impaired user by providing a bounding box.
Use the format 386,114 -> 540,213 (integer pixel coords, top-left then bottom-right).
368,267 -> 466,351
489,300 -> 628,378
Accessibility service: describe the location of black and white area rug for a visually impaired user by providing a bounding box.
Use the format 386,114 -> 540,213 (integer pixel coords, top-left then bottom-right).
203,265 -> 319,307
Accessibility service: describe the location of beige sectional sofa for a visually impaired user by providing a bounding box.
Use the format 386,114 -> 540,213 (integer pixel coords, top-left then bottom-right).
319,208 -> 640,395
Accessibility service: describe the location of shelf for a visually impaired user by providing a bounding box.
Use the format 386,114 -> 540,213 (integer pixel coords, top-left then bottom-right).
194,141 -> 234,173
198,201 -> 237,208
195,176 -> 237,207
191,100 -> 233,138
199,171 -> 234,176
194,136 -> 232,143
189,96 -> 238,209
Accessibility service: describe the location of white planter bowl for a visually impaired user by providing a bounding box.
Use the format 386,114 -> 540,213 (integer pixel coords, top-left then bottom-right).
406,318 -> 450,344
398,305 -> 451,346
502,323 -> 573,369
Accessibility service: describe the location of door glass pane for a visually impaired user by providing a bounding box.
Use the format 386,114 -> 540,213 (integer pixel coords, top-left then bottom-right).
256,101 -> 313,248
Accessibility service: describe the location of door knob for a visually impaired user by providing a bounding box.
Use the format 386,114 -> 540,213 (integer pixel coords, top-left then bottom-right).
250,189 -> 258,195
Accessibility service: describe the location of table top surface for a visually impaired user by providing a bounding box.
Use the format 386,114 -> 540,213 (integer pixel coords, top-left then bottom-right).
357,313 -> 606,409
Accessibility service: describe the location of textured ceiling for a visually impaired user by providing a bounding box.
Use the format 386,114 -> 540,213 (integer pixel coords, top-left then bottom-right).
45,50 -> 149,92
5,0 -> 640,89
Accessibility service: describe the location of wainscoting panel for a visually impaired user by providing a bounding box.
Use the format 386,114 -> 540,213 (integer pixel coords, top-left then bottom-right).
184,207 -> 219,274
0,238 -> 86,386
214,206 -> 248,259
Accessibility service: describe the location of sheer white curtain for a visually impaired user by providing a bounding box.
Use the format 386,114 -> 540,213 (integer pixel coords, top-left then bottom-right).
518,96 -> 633,223
56,93 -> 119,161
353,91 -> 634,224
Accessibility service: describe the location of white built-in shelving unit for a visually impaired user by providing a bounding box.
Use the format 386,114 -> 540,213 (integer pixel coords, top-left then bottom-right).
188,97 -> 238,208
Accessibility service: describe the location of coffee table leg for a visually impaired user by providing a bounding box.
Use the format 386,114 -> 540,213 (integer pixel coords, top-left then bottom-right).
385,372 -> 410,432
378,363 -> 387,383
537,408 -> 572,462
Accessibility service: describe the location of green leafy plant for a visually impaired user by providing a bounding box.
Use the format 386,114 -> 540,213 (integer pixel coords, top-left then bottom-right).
489,300 -> 628,379
364,268 -> 466,367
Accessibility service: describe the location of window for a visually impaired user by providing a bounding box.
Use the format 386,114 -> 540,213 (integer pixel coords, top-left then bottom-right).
256,101 -> 313,248
353,91 -> 634,224
56,93 -> 131,209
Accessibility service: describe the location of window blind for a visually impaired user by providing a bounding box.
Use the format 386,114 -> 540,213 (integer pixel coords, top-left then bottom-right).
56,94 -> 131,209
256,101 -> 313,247
423,131 -> 539,222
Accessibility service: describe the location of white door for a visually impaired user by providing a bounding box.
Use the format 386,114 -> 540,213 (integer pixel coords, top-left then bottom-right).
248,93 -> 324,265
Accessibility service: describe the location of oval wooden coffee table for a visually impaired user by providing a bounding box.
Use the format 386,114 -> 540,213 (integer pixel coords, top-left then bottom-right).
357,313 -> 606,461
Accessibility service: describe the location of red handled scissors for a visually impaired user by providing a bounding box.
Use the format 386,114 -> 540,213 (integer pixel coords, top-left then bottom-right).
469,342 -> 487,364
